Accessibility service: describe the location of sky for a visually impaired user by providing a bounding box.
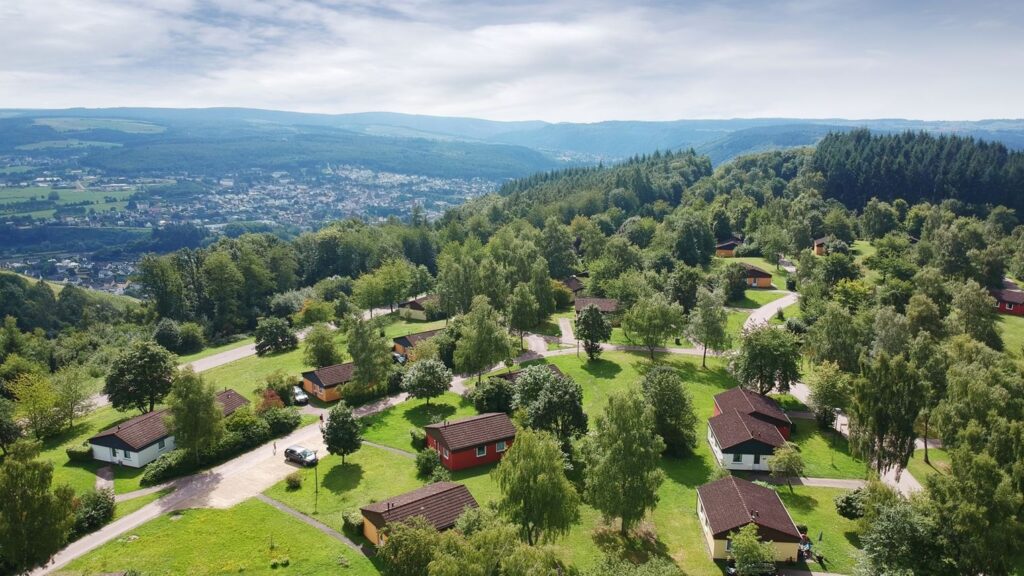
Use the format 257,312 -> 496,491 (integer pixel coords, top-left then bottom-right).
0,0 -> 1021,122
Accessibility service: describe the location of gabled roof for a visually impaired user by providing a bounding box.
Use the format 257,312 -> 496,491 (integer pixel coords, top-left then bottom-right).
716,238 -> 743,249
361,482 -> 477,532
739,262 -> 772,278
90,389 -> 249,451
302,362 -> 356,389
697,476 -> 802,543
574,297 -> 619,313
398,294 -> 438,311
813,236 -> 829,246
714,387 -> 791,428
562,276 -> 585,293
708,410 -> 786,452
493,364 -> 565,382
990,288 -> 1024,305
393,328 -> 442,350
424,413 -> 517,451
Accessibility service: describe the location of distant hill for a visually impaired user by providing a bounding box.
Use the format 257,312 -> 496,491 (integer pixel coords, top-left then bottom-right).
2,108 -> 1023,175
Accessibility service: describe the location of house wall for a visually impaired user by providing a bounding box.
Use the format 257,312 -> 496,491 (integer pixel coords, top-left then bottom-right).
398,307 -> 427,321
716,248 -> 735,258
393,342 -> 410,355
428,435 -> 513,471
997,301 -> 1024,316
302,377 -> 342,402
746,276 -> 773,288
814,244 -> 826,256
707,426 -> 772,471
363,518 -> 382,546
698,495 -> 798,561
90,436 -> 175,468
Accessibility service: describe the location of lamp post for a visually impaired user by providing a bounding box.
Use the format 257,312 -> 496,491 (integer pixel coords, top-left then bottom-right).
314,449 -> 320,514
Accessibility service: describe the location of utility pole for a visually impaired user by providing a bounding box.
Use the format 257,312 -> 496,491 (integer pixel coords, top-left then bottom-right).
314,450 -> 320,514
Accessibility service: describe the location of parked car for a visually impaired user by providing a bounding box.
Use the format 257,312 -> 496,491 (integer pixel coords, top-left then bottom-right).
292,385 -> 309,405
391,352 -> 407,365
284,445 -> 318,466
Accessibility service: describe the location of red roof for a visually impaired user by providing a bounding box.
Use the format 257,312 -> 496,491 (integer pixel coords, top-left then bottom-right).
714,387 -> 791,428
990,288 -> 1024,305
697,476 -> 802,543
90,389 -> 249,451
708,410 -> 786,451
302,362 -> 356,388
360,482 -> 477,532
574,297 -> 619,313
424,413 -> 517,451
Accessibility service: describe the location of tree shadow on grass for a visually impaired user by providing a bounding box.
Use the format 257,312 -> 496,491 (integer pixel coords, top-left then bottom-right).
323,462 -> 364,495
591,521 -> 672,565
657,358 -> 735,392
580,358 -> 622,380
843,530 -> 861,548
660,452 -> 715,489
777,491 -> 818,514
400,402 -> 457,428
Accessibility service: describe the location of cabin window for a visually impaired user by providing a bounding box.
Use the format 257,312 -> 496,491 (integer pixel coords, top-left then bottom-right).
158,439 -> 166,449
1009,303 -> 1016,311
111,448 -> 118,458
443,448 -> 450,459
732,453 -> 743,463
123,451 -> 131,459
476,446 -> 487,458
496,441 -> 507,453
725,538 -> 733,551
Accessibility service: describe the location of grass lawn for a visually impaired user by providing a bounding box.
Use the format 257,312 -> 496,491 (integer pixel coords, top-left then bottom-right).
264,445 -> 424,540
730,289 -> 788,309
778,486 -> 862,575
177,335 -> 255,364
905,447 -> 951,483
998,314 -> 1024,358
769,393 -> 808,412
113,487 -> 176,521
59,498 -> 378,576
789,418 -> 867,479
770,301 -> 802,326
361,393 -> 476,452
38,406 -> 148,496
726,310 -> 750,347
851,240 -> 880,284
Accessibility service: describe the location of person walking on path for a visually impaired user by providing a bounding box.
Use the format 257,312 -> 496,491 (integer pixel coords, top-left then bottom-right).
273,441 -> 277,456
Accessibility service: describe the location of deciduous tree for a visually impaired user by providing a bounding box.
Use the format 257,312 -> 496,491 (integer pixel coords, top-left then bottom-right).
0,397 -> 20,455
575,304 -> 611,361
640,365 -> 698,456
769,442 -> 804,490
166,369 -> 224,465
806,361 -> 850,428
455,296 -> 513,382
731,523 -> 775,576
582,390 -> 665,536
303,323 -> 342,368
621,293 -> 685,360
254,317 -> 298,356
378,516 -> 441,576
850,352 -> 923,474
402,359 -> 451,405
493,429 -> 580,545
686,287 -> 730,368
507,283 -> 539,349
104,340 -> 176,413
731,325 -> 801,395
347,318 -> 393,386
323,401 -> 362,464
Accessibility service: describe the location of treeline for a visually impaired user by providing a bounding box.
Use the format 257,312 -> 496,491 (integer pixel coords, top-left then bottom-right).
814,129 -> 1024,212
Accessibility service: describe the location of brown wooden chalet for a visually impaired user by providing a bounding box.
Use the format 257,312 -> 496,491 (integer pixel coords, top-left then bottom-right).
392,328 -> 442,356
360,482 -> 478,545
301,362 -> 356,402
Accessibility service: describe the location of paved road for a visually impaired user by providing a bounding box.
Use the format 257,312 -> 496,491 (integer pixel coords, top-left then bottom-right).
744,291 -> 799,331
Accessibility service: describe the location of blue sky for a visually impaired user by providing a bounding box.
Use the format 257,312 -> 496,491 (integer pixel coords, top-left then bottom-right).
0,0 -> 1020,121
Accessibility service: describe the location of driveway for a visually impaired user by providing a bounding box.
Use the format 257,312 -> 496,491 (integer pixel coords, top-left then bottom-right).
744,291 -> 799,330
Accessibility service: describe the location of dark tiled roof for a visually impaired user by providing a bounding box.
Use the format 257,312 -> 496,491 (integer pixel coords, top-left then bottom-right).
90,388 -> 249,451
708,410 -> 786,451
813,236 -> 829,246
302,362 -> 356,389
399,294 -> 438,311
361,482 -> 477,532
393,329 -> 442,350
716,239 -> 743,249
1002,278 -> 1020,290
561,276 -> 584,292
739,262 -> 772,278
714,388 -> 791,428
493,364 -> 565,382
697,476 -> 802,543
424,413 -> 517,451
574,297 -> 619,313
991,288 -> 1024,305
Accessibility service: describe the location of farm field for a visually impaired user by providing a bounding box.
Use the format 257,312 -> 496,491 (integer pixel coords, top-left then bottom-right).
0,185 -> 134,218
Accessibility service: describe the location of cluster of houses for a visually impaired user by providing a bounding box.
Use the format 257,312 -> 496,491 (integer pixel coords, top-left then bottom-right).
1,257 -> 136,295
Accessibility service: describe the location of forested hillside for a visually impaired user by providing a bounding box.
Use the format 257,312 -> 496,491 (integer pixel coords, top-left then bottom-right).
814,129 -> 1024,211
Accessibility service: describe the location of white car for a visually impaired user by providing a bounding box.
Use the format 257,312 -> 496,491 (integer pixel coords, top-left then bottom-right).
292,385 -> 309,405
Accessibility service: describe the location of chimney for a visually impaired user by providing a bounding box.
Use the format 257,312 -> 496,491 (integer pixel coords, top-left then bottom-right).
751,510 -> 759,521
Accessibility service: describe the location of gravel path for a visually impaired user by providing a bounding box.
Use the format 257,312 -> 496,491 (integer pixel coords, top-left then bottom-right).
743,291 -> 799,330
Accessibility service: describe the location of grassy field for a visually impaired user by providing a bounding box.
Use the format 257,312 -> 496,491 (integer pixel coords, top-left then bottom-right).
177,335 -> 256,365
361,393 -> 475,452
34,116 -> 166,133
998,314 -> 1024,358
39,406 -> 149,495
58,499 -> 379,576
730,288 -> 788,309
113,487 -> 176,521
778,486 -> 862,574
609,326 -> 693,348
905,447 -> 951,483
851,240 -> 880,284
788,418 -> 868,479
726,310 -> 750,346
0,186 -> 134,218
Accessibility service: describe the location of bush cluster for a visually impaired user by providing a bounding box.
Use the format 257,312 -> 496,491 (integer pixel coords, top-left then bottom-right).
415,448 -> 441,478
409,428 -> 426,451
342,510 -> 364,534
71,488 -> 115,540
285,471 -> 303,490
65,442 -> 93,462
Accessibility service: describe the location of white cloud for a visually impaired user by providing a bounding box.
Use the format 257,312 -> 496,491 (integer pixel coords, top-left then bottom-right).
0,0 -> 1020,121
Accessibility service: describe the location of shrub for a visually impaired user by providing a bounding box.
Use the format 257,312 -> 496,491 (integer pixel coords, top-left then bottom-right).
261,407 -> 301,436
834,488 -> 866,520
225,406 -> 272,446
254,317 -> 298,356
66,442 -> 93,462
153,318 -> 181,351
141,449 -> 194,486
342,510 -> 364,534
784,317 -> 807,334
430,466 -> 451,483
264,370 -> 296,406
409,428 -> 426,451
338,383 -> 389,406
387,367 -> 405,395
415,448 -> 441,478
551,281 -> 573,309
775,307 -> 785,321
258,389 -> 285,413
71,488 -> 115,539
785,277 -> 797,291
470,377 -> 515,414
285,471 -> 302,490
177,322 -> 206,353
